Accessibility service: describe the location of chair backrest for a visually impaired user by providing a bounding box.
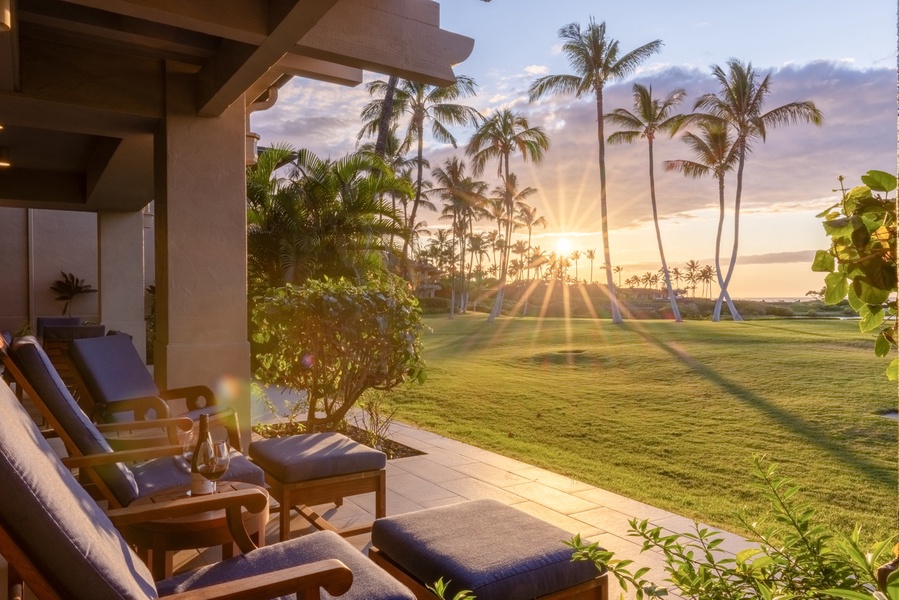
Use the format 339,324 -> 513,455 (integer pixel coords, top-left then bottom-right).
9,336 -> 141,507
35,316 -> 82,339
69,334 -> 160,420
0,381 -> 158,600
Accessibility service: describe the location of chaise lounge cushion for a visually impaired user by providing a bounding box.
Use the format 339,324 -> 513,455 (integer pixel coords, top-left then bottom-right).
157,530 -> 415,600
0,380 -> 158,599
249,433 -> 387,483
11,336 -> 264,506
371,499 -> 600,600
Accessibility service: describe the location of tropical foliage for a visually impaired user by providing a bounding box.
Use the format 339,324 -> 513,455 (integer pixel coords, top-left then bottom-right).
247,146 -> 410,296
570,458 -> 897,600
251,277 -> 426,432
50,271 -> 97,316
814,170 -> 898,379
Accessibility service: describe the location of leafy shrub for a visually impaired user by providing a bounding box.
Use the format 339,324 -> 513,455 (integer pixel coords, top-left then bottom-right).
252,276 -> 426,432
815,170 -> 897,379
417,297 -> 451,314
570,458 -> 896,600
764,305 -> 793,317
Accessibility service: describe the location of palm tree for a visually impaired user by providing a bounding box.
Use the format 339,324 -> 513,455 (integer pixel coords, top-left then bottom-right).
433,157 -> 487,315
612,265 -> 624,287
684,259 -> 701,297
360,76 -> 482,261
529,18 -> 661,324
670,266 -> 683,295
606,83 -> 685,322
664,121 -> 742,319
569,250 -> 582,282
517,204 -> 548,280
585,250 -> 597,283
694,59 -> 823,321
468,109 -> 549,321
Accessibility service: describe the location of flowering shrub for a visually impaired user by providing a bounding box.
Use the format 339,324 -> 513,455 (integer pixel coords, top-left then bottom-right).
252,276 -> 425,432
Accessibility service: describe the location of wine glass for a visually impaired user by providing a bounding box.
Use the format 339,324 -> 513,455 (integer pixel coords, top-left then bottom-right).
197,441 -> 230,493
178,426 -> 196,472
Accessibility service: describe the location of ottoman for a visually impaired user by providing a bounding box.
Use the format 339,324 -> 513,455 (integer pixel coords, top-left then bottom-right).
249,432 -> 387,541
370,500 -> 606,600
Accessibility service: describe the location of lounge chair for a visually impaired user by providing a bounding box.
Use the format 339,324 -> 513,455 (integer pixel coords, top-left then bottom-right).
0,379 -> 416,600
2,335 -> 264,509
69,333 -> 241,450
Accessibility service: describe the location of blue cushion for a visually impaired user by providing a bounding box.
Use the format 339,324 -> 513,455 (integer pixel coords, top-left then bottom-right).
69,334 -> 160,407
249,433 -> 386,482
11,336 -> 140,506
157,530 -> 414,600
36,316 -> 81,339
132,451 -> 265,499
371,499 -> 600,600
42,324 -> 106,342
0,381 -> 158,599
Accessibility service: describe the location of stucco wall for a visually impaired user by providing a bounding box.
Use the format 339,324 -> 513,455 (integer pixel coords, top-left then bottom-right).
0,207 -> 100,332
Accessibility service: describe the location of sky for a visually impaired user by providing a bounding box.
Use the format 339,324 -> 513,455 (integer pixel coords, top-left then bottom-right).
251,0 -> 897,299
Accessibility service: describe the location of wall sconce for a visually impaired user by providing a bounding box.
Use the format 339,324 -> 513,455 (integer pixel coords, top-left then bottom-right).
0,0 -> 11,32
0,148 -> 10,167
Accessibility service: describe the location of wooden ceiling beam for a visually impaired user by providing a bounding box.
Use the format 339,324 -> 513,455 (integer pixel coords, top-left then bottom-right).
195,0 -> 339,117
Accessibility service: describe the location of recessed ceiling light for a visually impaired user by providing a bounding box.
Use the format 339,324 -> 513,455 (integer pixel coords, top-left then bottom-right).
0,148 -> 10,167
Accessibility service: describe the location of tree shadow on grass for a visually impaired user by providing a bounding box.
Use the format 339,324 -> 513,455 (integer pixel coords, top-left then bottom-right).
625,323 -> 893,487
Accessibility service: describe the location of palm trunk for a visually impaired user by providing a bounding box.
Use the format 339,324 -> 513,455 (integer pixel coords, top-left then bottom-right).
487,155 -> 513,322
711,173 -> 742,321
596,89 -> 623,323
713,142 -> 746,322
374,76 -> 398,157
403,126 -> 425,261
648,140 -> 681,322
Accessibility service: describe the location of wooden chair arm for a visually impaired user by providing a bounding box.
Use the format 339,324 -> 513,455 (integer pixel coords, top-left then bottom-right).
161,385 -> 217,411
60,444 -> 182,469
95,416 -> 193,434
106,487 -> 269,526
163,559 -> 353,600
102,395 -> 171,421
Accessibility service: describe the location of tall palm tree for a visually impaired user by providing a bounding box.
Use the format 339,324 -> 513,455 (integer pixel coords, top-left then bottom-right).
585,250 -> 597,283
529,18 -> 661,324
360,76 -> 482,261
694,59 -> 823,321
606,83 -> 686,322
670,266 -> 683,294
664,121 -> 742,320
468,109 -> 549,321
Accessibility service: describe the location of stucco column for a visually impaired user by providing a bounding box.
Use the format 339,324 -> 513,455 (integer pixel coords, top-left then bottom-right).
154,65 -> 250,450
98,210 -> 147,361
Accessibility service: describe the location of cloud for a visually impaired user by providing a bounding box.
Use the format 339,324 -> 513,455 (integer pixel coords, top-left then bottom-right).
736,251 -> 817,265
524,65 -> 549,76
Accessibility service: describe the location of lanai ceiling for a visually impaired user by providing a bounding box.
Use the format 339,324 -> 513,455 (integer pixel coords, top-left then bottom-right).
0,0 -> 473,211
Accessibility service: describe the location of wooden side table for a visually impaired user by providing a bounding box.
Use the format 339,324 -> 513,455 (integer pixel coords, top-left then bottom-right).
123,482 -> 270,580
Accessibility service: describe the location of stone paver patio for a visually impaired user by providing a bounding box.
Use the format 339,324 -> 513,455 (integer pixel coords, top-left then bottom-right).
172,419 -> 754,599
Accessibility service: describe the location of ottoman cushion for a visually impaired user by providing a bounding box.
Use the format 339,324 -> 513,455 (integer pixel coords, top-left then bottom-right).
371,499 -> 599,600
249,433 -> 386,482
157,530 -> 415,599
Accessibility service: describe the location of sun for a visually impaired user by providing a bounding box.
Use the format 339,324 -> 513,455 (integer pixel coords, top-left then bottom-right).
556,237 -> 572,255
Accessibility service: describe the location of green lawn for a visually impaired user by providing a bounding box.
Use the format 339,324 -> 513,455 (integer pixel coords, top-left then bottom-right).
385,313 -> 897,541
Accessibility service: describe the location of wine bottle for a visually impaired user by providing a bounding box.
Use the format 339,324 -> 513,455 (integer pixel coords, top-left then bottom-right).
190,414 -> 214,496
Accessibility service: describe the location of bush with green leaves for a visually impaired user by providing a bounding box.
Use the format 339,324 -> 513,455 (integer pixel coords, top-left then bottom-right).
814,170 -> 897,379
569,458 -> 896,600
252,276 -> 425,433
